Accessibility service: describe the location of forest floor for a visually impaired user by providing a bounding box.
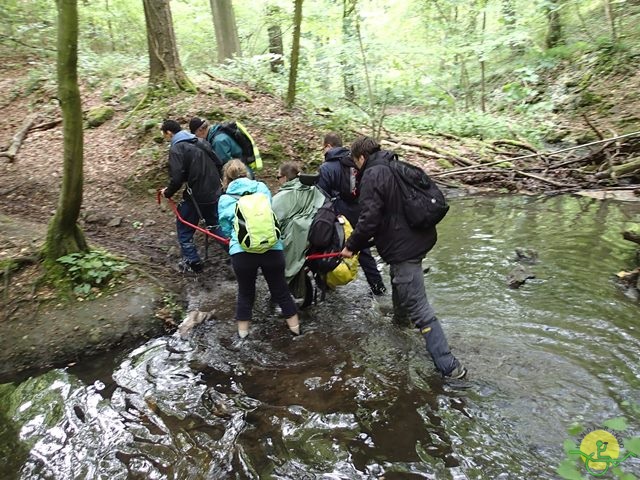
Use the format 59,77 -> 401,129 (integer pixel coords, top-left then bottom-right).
0,58 -> 639,381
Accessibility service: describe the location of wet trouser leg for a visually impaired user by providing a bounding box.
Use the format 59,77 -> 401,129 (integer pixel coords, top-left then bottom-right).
231,252 -> 260,321
389,259 -> 458,376
358,247 -> 384,287
260,250 -> 298,318
176,200 -> 200,264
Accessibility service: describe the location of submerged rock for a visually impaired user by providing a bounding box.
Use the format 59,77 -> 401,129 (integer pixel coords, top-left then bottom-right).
507,265 -> 536,289
514,247 -> 539,264
177,310 -> 216,339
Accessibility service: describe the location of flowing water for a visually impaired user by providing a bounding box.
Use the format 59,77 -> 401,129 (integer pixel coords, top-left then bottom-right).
1,195 -> 639,479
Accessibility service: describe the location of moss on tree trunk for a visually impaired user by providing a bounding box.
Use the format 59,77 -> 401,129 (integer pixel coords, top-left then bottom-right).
44,0 -> 88,265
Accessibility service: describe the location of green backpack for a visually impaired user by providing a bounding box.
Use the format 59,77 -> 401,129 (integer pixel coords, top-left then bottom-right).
232,193 -> 281,253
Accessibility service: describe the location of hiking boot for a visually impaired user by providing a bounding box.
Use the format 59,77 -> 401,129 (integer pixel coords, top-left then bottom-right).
189,261 -> 204,273
370,281 -> 387,296
444,364 -> 468,380
177,260 -> 204,273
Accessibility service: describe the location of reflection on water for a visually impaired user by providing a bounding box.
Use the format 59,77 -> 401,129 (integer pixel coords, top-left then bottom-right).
1,195 -> 639,479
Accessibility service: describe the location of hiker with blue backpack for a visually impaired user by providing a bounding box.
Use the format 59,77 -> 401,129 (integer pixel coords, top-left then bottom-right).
218,159 -> 300,338
160,119 -> 222,274
318,133 -> 387,296
190,117 -> 262,178
340,136 -> 467,380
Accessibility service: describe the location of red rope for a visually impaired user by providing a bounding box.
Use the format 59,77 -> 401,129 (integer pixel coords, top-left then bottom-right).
157,190 -> 230,246
305,252 -> 343,260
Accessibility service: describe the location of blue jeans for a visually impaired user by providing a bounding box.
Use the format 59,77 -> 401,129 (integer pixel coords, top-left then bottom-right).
176,199 -> 219,264
390,259 -> 459,376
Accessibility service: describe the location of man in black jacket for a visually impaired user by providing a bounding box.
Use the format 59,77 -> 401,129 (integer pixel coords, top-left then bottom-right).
317,132 -> 386,296
160,119 -> 222,273
341,136 -> 466,379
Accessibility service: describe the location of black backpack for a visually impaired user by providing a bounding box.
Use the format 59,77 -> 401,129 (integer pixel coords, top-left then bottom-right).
389,155 -> 449,230
306,197 -> 345,274
213,121 -> 255,165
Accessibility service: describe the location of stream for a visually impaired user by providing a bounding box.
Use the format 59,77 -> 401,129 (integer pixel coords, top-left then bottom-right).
1,194 -> 639,479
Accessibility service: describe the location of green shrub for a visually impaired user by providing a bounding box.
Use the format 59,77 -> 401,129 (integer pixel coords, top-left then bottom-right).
56,250 -> 128,297
384,108 -> 555,144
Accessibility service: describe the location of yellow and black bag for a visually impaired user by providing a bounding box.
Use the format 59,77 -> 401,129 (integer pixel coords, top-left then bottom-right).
326,216 -> 359,288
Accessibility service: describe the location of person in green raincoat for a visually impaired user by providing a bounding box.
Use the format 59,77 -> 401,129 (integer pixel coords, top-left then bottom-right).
272,162 -> 326,282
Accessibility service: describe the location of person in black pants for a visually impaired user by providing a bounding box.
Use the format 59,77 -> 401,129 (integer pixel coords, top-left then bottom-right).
218,160 -> 300,338
317,132 -> 387,296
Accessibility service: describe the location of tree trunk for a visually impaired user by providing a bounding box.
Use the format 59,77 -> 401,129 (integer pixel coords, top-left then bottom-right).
480,9 -> 486,113
501,0 -> 516,31
545,0 -> 563,49
285,0 -> 304,108
142,0 -> 194,92
44,0 -> 88,262
209,0 -> 241,63
105,0 -> 116,52
501,0 -> 523,53
266,5 -> 284,73
341,0 -> 357,101
603,0 -> 617,43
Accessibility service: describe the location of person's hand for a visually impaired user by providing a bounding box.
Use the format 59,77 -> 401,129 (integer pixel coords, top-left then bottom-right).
341,247 -> 353,258
161,187 -> 169,198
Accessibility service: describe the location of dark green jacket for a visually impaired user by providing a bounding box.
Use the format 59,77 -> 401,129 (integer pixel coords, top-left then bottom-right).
272,178 -> 326,280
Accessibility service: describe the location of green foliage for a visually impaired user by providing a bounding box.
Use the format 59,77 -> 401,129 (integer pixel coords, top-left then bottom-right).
604,417 -> 629,432
160,293 -> 184,324
78,52 -> 147,85
557,459 -> 586,480
385,110 -> 551,142
624,437 -> 640,456
56,250 -> 128,297
214,55 -> 283,95
4,0 -> 640,150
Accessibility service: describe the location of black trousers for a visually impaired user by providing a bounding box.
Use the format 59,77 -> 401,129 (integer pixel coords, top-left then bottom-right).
231,250 -> 298,321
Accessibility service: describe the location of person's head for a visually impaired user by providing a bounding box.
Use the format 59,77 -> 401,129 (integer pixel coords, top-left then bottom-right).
189,117 -> 209,139
323,132 -> 343,155
323,132 -> 342,148
222,159 -> 248,190
277,161 -> 301,184
350,136 -> 380,169
160,119 -> 181,141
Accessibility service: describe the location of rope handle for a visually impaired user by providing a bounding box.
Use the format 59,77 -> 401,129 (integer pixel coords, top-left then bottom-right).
305,252 -> 344,260
157,189 -> 230,246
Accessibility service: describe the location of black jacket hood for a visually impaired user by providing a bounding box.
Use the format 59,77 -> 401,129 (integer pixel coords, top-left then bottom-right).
324,146 -> 356,168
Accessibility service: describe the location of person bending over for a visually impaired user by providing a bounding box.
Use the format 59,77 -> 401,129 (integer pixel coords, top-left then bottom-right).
218,159 -> 300,338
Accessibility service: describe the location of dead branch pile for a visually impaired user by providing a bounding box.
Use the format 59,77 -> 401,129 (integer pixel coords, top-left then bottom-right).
378,130 -> 640,194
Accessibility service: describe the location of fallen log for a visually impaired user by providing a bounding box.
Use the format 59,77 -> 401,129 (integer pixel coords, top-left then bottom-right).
594,156 -> 640,179
386,135 -> 476,167
492,139 -> 538,153
379,139 -> 449,160
30,118 -> 62,132
514,169 -> 574,187
623,231 -> 640,246
355,130 -> 476,167
0,114 -> 37,162
435,131 -> 640,178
